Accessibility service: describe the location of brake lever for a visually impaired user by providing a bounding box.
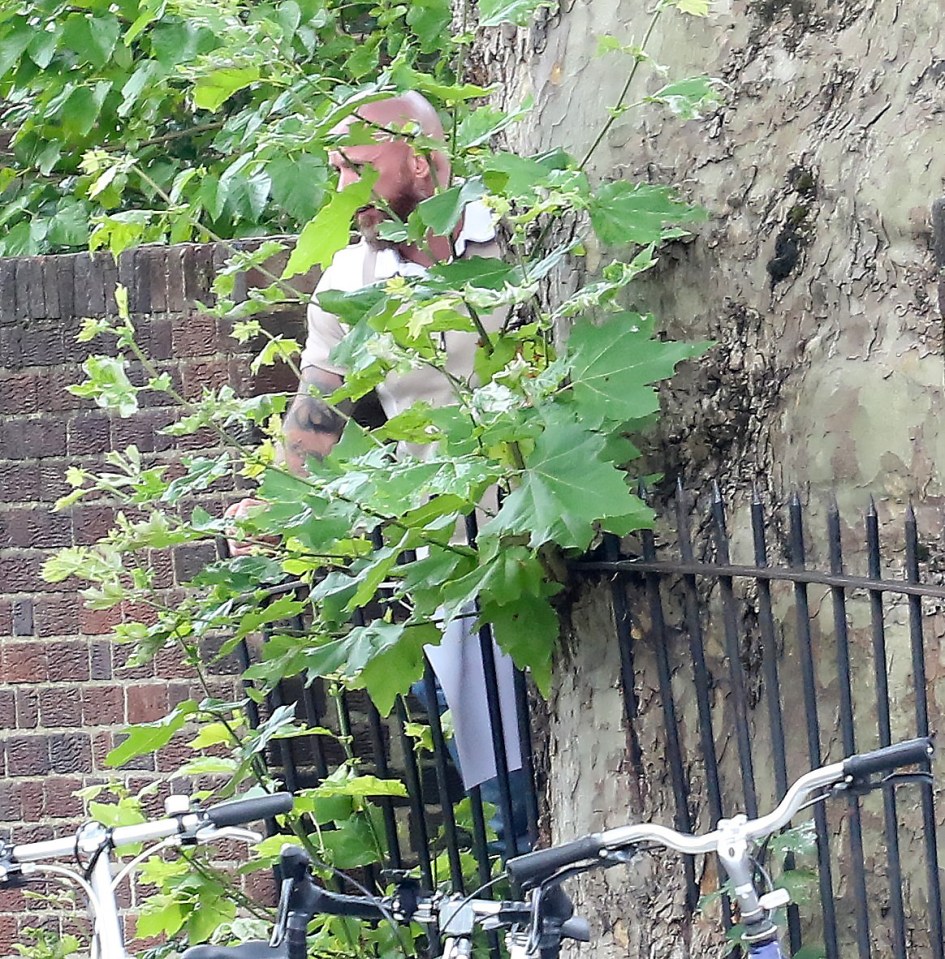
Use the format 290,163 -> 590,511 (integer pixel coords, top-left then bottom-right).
193,825 -> 262,845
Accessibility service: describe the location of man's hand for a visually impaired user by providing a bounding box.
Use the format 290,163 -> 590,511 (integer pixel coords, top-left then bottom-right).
223,498 -> 277,557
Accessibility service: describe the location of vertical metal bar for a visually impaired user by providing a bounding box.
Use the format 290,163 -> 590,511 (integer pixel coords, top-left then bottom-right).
267,680 -> 301,795
905,505 -> 945,959
639,520 -> 697,909
675,484 -> 724,823
826,501 -> 871,959
365,699 -> 403,870
865,500 -> 906,959
299,678 -> 330,781
422,662 -> 466,892
603,533 -> 644,811
467,784 -> 502,959
711,483 -> 758,820
675,482 -> 729,927
394,696 -> 435,890
512,667 -> 540,847
465,513 -> 520,860
750,490 -> 800,954
788,494 -> 838,959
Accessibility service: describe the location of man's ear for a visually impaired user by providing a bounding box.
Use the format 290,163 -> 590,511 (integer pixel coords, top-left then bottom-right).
413,151 -> 430,179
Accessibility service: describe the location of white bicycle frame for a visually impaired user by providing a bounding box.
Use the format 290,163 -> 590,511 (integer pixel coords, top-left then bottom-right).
1,797 -> 278,959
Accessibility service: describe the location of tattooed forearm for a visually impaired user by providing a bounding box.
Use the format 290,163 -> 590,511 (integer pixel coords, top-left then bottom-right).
278,367 -> 350,475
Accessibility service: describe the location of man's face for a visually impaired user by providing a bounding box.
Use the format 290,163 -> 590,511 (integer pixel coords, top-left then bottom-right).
328,136 -> 431,249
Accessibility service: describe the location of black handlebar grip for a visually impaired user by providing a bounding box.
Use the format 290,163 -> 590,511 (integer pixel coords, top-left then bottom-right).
506,834 -> 605,888
313,887 -> 388,921
843,737 -> 933,781
206,792 -> 294,828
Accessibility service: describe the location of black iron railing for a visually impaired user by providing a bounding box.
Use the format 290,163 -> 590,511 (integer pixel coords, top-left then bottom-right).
243,486 -> 944,959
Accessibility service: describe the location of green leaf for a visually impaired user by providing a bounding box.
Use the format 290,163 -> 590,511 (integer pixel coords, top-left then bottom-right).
68,355 -> 139,417
61,82 -> 112,138
62,13 -> 120,68
312,773 -> 408,799
107,700 -> 198,767
565,312 -> 708,427
304,620 -> 438,715
671,0 -> 711,14
487,413 -> 653,549
478,0 -> 558,27
193,65 -> 260,112
647,76 -> 723,119
282,171 -> 377,278
268,154 -> 329,222
406,0 -> 451,51
316,812 -> 382,868
588,180 -> 704,247
415,178 -> 485,236
485,592 -> 558,694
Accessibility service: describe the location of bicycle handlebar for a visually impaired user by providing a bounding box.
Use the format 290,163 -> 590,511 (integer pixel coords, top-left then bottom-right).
7,793 -> 294,864
507,738 -> 933,888
205,793 -> 295,829
842,736 -> 932,780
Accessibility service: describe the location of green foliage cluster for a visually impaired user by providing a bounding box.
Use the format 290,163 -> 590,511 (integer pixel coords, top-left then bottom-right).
12,0 -> 727,951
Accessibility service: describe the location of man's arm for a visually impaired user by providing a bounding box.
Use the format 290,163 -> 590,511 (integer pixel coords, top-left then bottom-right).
279,366 -> 351,475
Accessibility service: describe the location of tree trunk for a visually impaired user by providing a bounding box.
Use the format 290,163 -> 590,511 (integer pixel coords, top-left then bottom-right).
475,1 -> 945,956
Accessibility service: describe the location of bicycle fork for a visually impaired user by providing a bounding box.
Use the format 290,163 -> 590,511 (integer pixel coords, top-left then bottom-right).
716,816 -> 788,958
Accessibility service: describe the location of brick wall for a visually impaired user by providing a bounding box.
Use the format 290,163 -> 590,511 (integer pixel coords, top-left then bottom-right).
0,243 -> 310,950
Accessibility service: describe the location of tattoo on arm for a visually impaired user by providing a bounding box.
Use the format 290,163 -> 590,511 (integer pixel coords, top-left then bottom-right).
279,367 -> 350,475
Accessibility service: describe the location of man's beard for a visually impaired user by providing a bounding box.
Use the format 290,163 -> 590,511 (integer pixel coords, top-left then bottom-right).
358,187 -> 424,251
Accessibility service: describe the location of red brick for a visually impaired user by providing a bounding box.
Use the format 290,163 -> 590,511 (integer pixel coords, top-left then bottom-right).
0,780 -> 21,821
0,417 -> 67,459
71,504 -> 115,546
125,682 -> 168,723
121,600 -> 158,626
82,685 -> 124,726
0,689 -> 13,725
90,641 -> 112,680
39,686 -> 83,727
18,779 -> 44,818
66,413 -> 111,456
149,549 -> 175,588
34,593 -> 81,637
181,358 -> 230,401
15,688 -> 38,727
172,313 -> 218,357
78,603 -> 121,636
5,735 -> 51,776
112,643 -> 154,679
38,460 -> 71,503
0,462 -> 41,502
0,371 -> 39,415
45,640 -> 90,682
35,366 -> 86,413
43,777 -> 84,819
0,506 -> 72,549
1,641 -> 48,682
154,648 -> 196,680
154,734 -> 196,773
172,542 -> 218,582
48,732 -> 92,774
0,551 -> 70,593
0,599 -> 11,636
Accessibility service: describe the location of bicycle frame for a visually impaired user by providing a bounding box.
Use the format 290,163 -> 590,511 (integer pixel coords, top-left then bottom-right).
0,793 -> 293,959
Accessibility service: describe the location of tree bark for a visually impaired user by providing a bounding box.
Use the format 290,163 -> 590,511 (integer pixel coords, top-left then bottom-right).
474,1 -> 945,956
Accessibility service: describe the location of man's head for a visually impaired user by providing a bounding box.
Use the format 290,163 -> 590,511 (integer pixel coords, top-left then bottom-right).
328,92 -> 450,250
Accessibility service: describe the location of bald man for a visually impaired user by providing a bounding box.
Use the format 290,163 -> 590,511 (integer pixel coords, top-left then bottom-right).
229,94 -> 526,832
282,92 -> 499,471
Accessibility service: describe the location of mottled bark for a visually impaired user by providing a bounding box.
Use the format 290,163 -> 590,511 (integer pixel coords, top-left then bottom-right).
472,1 -> 945,956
